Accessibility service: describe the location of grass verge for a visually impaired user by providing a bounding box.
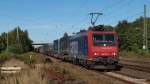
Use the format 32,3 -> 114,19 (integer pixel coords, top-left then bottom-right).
119,51 -> 150,62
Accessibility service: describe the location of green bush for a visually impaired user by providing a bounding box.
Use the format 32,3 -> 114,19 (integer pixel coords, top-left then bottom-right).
119,50 -> 150,59
8,43 -> 24,54
15,52 -> 37,64
0,51 -> 14,62
0,50 -> 39,64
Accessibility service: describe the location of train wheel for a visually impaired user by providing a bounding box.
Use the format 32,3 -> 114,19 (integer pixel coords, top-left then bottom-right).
83,61 -> 90,69
73,58 -> 77,65
73,58 -> 80,65
115,64 -> 122,71
62,57 -> 65,61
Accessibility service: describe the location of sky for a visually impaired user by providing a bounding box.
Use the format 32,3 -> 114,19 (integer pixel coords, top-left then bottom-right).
0,0 -> 150,43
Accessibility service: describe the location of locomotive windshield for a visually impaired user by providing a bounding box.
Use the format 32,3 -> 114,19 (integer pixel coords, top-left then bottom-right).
93,34 -> 116,46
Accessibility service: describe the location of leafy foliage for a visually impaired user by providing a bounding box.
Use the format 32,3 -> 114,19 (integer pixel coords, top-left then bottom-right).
15,52 -> 37,64
8,43 -> 24,54
115,17 -> 150,52
15,52 -> 45,64
0,27 -> 33,53
0,51 -> 14,62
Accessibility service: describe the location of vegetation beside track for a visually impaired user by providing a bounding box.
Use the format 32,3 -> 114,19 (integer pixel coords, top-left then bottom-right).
115,17 -> 150,61
119,51 -> 150,62
0,51 -> 41,64
0,27 -> 34,64
0,53 -> 85,84
0,53 -> 128,84
0,27 -> 33,54
116,17 -> 150,52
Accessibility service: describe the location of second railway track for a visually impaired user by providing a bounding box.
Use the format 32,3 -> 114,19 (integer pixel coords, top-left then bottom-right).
119,60 -> 150,73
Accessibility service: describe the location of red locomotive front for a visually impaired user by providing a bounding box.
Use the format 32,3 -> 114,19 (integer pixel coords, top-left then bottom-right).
87,31 -> 119,69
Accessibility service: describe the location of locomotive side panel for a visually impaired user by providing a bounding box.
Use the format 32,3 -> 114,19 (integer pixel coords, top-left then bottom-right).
77,36 -> 88,60
70,36 -> 88,58
69,32 -> 89,64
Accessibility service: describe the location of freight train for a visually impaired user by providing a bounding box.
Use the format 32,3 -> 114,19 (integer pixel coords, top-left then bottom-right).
36,44 -> 53,56
53,25 -> 119,69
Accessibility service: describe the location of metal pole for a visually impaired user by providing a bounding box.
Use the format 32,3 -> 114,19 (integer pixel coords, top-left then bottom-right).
145,5 -> 148,52
7,32 -> 9,51
143,4 -> 148,52
16,27 -> 20,43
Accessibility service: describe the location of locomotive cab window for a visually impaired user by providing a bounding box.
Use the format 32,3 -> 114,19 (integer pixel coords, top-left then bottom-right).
92,34 -> 116,46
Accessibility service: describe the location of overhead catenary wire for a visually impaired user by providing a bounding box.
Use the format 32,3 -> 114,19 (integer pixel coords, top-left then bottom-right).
73,0 -> 121,26
70,0 -> 90,29
102,0 -> 129,13
85,0 -> 133,27
70,0 -> 131,29
102,0 -> 135,19
106,11 -> 143,26
102,0 -> 144,25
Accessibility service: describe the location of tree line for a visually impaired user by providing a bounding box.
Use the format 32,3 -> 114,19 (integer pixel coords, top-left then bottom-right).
115,16 -> 150,52
0,27 -> 33,54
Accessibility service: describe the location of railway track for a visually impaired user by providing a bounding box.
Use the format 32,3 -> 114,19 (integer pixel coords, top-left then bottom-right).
116,60 -> 150,84
102,72 -> 149,84
43,54 -> 150,84
119,60 -> 150,73
120,63 -> 150,73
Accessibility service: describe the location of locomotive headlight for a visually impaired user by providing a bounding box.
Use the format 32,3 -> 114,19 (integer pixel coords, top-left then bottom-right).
112,52 -> 116,56
94,52 -> 98,55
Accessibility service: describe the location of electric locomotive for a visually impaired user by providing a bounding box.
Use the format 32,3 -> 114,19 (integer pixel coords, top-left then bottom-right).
53,26 -> 119,69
